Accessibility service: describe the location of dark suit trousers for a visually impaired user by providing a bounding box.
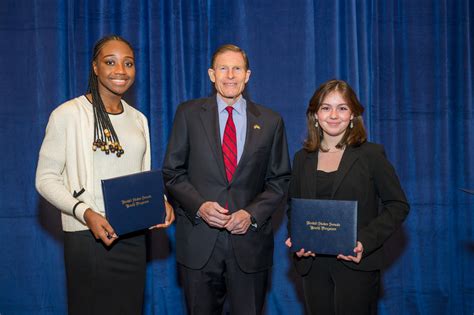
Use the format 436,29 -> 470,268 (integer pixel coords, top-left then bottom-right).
64,230 -> 146,315
302,256 -> 380,315
179,230 -> 269,315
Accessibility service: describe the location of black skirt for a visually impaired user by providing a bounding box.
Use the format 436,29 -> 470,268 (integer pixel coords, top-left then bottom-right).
63,230 -> 146,315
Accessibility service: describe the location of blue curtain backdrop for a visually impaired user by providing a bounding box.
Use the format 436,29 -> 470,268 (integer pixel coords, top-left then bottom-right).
1,0 -> 473,314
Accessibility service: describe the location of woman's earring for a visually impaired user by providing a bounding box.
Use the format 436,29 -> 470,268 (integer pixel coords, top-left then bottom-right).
315,121 -> 319,128
350,120 -> 353,129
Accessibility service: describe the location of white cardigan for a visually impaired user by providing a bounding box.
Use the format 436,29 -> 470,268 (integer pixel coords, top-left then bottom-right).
36,96 -> 151,232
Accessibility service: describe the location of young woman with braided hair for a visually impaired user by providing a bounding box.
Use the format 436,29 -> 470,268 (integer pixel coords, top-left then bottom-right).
36,35 -> 174,314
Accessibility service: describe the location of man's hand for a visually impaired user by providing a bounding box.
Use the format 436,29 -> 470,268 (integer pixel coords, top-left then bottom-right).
150,200 -> 175,229
198,201 -> 230,228
337,241 -> 364,263
224,209 -> 252,234
83,208 -> 117,246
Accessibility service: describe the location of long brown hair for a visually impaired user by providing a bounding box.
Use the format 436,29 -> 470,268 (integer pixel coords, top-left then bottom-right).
304,79 -> 367,152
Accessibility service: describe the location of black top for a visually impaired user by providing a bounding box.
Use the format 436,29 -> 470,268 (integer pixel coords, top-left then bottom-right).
315,170 -> 336,199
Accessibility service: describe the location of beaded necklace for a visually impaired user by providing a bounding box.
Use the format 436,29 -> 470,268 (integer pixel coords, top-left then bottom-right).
89,91 -> 124,157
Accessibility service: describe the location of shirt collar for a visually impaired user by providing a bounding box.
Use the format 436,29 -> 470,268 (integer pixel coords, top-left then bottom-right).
217,94 -> 246,116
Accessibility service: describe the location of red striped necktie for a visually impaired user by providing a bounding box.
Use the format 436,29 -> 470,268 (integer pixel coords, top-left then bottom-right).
222,106 -> 237,182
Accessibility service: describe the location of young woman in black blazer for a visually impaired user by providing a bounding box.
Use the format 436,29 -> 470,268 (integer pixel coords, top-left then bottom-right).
286,79 -> 409,315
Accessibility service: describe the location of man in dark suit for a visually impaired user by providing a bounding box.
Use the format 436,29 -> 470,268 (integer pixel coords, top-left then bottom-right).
163,44 -> 291,315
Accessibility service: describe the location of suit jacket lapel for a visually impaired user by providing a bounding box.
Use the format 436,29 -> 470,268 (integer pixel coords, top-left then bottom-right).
331,146 -> 360,198
232,101 -> 261,181
199,97 -> 227,180
303,151 -> 318,198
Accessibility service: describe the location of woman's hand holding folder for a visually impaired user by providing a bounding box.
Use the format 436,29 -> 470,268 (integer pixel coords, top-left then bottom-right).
285,237 -> 316,257
286,237 -> 364,263
150,200 -> 175,229
336,241 -> 363,263
84,208 -> 118,246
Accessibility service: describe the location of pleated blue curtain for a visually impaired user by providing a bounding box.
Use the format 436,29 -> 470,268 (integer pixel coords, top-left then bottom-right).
0,0 -> 472,314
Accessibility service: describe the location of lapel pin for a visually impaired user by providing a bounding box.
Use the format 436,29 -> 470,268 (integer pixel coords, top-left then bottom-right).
253,124 -> 261,130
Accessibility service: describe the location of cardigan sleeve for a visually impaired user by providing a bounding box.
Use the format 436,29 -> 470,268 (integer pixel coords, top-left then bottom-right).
139,111 -> 151,171
35,110 -> 89,224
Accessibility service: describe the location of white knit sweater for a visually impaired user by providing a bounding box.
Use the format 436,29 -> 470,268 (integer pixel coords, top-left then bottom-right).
35,96 -> 151,232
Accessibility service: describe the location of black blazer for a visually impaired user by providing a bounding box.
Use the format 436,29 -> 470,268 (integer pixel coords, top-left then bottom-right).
163,96 -> 291,273
288,142 -> 409,274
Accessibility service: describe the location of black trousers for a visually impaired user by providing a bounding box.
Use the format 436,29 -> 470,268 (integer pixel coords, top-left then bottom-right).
63,230 -> 146,315
302,256 -> 380,315
179,230 -> 269,315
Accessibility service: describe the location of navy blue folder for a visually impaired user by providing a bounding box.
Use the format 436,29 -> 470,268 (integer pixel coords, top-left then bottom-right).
101,170 -> 165,236
290,198 -> 357,256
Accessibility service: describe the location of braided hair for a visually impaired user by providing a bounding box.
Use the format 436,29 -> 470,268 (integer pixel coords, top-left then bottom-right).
87,35 -> 134,157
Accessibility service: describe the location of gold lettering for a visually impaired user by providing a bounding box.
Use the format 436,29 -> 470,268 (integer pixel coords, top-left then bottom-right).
135,200 -> 150,206
120,195 -> 154,209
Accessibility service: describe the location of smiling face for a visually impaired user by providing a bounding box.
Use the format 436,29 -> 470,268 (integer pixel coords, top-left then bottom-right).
316,91 -> 354,141
208,50 -> 251,105
93,40 -> 135,98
